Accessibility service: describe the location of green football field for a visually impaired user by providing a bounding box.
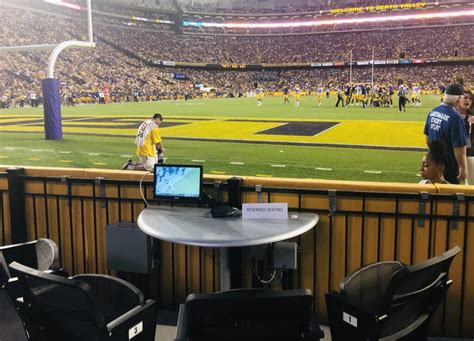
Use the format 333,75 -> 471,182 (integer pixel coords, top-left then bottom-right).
0,95 -> 438,183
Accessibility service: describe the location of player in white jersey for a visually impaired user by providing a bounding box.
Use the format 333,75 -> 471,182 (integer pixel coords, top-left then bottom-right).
316,84 -> 325,106
412,84 -> 421,106
294,85 -> 301,107
256,87 -> 264,106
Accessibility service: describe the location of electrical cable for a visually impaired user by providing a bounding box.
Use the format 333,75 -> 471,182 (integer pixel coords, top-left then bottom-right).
252,258 -> 280,284
139,170 -> 159,208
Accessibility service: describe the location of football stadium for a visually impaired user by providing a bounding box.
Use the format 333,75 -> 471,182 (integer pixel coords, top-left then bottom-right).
0,0 -> 473,340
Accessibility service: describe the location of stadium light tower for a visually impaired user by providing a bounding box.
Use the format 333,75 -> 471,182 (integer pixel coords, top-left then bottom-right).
0,0 -> 95,141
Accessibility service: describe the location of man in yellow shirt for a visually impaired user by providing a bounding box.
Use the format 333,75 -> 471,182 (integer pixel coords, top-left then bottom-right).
135,113 -> 165,171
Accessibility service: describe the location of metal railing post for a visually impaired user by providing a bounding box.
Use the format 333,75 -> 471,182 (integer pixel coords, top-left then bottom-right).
6,167 -> 27,243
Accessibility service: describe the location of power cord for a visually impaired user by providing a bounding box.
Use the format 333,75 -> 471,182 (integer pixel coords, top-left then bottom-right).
252,258 -> 282,284
139,170 -> 159,208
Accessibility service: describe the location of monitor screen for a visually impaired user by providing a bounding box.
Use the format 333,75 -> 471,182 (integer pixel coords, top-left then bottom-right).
153,164 -> 203,201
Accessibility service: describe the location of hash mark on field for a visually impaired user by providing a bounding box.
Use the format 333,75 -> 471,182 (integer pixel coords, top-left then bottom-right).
59,151 -> 71,154
0,156 -> 8,158
256,174 -> 272,177
192,159 -> 206,163
60,160 -> 73,163
93,162 -> 107,166
31,149 -> 43,152
315,167 -> 332,171
89,153 -> 101,156
364,170 -> 382,174
120,154 -> 133,158
4,147 -> 15,150
28,158 -> 40,161
230,162 -> 245,165
271,164 -> 286,168
210,170 -> 226,174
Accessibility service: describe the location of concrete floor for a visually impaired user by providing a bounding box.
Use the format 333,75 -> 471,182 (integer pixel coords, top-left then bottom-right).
154,324 -> 333,341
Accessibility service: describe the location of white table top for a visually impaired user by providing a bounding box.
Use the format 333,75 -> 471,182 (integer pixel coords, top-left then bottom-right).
137,206 -> 319,248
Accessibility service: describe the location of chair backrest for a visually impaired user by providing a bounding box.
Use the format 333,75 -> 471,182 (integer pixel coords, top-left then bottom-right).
390,246 -> 460,299
0,239 -> 59,285
9,261 -> 102,341
341,261 -> 404,312
377,246 -> 461,338
183,288 -> 318,341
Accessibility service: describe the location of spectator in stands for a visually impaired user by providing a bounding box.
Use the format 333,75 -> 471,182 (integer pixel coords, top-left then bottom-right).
460,89 -> 474,184
419,140 -> 450,184
460,89 -> 474,154
424,84 -> 468,184
134,113 -> 165,171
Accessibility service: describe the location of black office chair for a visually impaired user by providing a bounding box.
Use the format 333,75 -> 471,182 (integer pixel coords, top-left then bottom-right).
9,261 -> 158,341
326,246 -> 461,341
175,288 -> 323,341
0,239 -> 62,341
0,238 -> 60,286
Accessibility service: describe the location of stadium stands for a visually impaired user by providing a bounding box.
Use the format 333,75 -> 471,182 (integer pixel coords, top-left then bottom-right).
0,0 -> 472,107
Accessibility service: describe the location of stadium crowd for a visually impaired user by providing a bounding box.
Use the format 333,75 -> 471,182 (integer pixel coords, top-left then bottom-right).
0,1 -> 472,107
181,0 -> 426,14
96,25 -> 472,64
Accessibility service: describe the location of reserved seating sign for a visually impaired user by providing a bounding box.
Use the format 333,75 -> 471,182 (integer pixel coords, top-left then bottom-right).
242,203 -> 288,219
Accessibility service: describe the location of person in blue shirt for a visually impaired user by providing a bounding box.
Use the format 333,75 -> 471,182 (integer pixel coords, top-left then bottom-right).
424,83 -> 468,184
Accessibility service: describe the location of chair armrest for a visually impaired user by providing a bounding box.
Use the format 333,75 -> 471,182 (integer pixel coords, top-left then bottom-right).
174,304 -> 187,341
73,274 -> 144,319
326,292 -> 384,340
45,269 -> 68,277
104,299 -> 157,341
72,274 -> 143,300
3,277 -> 23,303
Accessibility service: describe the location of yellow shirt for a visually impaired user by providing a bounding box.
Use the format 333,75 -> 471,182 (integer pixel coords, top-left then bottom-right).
137,128 -> 161,157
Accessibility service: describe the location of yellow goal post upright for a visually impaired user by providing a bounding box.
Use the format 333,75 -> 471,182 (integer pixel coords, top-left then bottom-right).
0,0 -> 95,140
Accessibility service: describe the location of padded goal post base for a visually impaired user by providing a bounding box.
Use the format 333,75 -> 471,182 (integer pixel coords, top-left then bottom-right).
42,78 -> 62,140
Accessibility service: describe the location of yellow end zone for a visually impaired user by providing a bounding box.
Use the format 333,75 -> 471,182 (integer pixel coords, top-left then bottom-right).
0,115 -> 425,148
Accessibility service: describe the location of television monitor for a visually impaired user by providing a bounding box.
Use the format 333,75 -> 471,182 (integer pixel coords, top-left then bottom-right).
153,164 -> 203,202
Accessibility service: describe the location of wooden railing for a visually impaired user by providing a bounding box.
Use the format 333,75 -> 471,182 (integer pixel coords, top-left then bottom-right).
1,166 -> 473,337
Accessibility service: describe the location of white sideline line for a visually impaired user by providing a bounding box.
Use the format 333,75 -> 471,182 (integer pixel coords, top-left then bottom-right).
364,170 -> 382,174
271,164 -> 286,168
230,162 -> 245,165
191,159 -> 206,162
315,167 -> 332,171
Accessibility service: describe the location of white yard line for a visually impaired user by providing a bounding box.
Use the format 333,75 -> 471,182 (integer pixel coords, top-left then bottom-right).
364,170 -> 382,174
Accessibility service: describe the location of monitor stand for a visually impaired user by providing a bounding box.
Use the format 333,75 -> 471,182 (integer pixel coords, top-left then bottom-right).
211,205 -> 241,218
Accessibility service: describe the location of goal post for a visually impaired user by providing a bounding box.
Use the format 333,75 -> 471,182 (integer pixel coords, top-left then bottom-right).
0,0 -> 95,140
